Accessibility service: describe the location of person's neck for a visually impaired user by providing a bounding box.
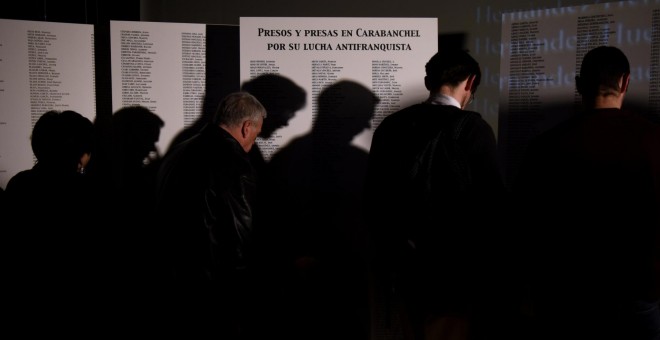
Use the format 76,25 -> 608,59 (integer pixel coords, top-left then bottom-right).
438,80 -> 470,109
438,86 -> 463,104
426,93 -> 461,108
591,94 -> 624,109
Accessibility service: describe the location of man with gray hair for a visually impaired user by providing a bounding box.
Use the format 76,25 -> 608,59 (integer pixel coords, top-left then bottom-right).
153,91 -> 266,338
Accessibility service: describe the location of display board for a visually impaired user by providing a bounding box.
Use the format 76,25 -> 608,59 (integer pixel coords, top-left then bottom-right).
110,20 -> 207,155
240,17 -> 438,159
0,19 -> 96,189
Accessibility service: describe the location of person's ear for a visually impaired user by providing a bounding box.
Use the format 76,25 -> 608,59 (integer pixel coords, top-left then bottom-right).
620,73 -> 630,94
241,120 -> 252,139
78,152 -> 91,174
465,74 -> 476,92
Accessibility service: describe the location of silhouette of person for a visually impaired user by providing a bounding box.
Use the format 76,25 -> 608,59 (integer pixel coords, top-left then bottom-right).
364,49 -> 510,340
103,105 -> 166,322
111,105 -> 164,191
153,92 -> 266,338
261,80 -> 378,340
4,109 -> 103,333
514,46 -> 660,340
240,73 -> 306,176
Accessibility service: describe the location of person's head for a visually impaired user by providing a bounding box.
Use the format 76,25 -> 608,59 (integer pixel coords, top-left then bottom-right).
213,92 -> 267,153
315,80 -> 379,143
31,110 -> 94,173
424,49 -> 481,109
241,74 -> 306,139
576,46 -> 630,108
112,105 -> 165,166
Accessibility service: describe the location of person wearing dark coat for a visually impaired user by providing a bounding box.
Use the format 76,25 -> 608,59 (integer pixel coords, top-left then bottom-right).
153,92 -> 266,338
4,110 -> 103,335
514,46 -> 660,340
365,49 -> 512,340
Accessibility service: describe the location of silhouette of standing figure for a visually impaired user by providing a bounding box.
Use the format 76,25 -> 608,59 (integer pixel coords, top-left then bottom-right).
261,80 -> 379,340
105,105 -> 165,325
364,49 -> 510,340
514,46 -> 660,340
154,92 -> 267,339
5,110 -> 102,335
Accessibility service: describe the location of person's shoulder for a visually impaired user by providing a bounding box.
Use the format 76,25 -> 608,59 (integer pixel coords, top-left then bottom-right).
422,105 -> 483,123
461,108 -> 482,117
459,109 -> 484,122
373,105 -> 415,137
379,103 -> 452,127
5,169 -> 36,192
381,103 -> 424,121
8,168 -> 34,180
457,109 -> 491,132
627,111 -> 660,149
628,110 -> 660,131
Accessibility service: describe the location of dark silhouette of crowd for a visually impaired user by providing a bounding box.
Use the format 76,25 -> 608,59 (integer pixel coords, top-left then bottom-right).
3,46 -> 659,340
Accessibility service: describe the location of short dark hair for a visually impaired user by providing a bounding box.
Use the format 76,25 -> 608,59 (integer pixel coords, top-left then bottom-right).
576,46 -> 630,100
212,91 -> 267,127
31,110 -> 94,171
425,49 -> 481,94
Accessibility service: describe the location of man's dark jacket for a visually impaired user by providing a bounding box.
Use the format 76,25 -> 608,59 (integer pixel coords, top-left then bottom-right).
154,123 -> 259,335
156,123 -> 257,282
364,102 -> 508,313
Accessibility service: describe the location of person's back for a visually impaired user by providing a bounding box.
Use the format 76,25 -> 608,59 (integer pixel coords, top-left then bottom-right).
515,46 -> 660,340
154,92 -> 266,338
365,49 -> 511,340
110,106 -> 164,277
6,110 -> 96,277
7,161 -> 96,274
89,105 -> 166,329
4,110 -> 102,333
